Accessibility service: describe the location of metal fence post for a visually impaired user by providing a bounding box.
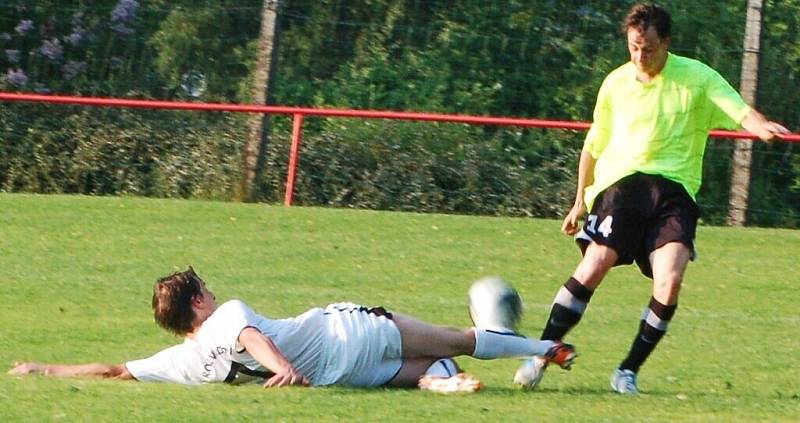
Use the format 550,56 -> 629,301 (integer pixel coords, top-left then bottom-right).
284,113 -> 305,206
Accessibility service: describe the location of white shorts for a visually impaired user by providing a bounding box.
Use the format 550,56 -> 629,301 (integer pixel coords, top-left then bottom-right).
316,302 -> 403,387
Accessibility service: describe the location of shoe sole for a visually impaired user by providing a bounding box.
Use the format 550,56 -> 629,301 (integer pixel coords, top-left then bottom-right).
419,373 -> 482,393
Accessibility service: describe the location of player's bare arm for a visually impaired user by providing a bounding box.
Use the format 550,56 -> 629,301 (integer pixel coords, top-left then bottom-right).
237,326 -> 310,388
562,149 -> 596,235
8,361 -> 134,380
740,109 -> 790,141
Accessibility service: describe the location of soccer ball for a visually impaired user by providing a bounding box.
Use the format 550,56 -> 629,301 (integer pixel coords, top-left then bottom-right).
468,276 -> 523,332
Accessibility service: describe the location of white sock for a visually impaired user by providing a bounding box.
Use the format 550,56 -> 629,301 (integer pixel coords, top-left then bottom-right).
472,328 -> 555,359
424,358 -> 460,378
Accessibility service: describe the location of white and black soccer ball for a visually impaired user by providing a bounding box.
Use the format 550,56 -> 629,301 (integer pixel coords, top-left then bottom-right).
468,276 -> 523,332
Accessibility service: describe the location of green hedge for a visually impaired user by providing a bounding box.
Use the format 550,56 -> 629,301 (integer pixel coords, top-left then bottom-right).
257,119 -> 582,217
0,104 -> 244,199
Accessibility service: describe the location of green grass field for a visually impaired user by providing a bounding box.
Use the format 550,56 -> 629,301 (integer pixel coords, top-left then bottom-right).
1,194 -> 798,422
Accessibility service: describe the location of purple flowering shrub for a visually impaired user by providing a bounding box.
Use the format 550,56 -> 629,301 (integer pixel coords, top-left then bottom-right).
39,38 -> 64,61
5,68 -> 28,86
111,0 -> 139,36
14,20 -> 34,35
0,0 -> 255,100
0,0 -> 143,91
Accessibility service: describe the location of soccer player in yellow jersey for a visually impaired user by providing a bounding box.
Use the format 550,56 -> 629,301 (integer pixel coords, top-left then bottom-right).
514,3 -> 789,394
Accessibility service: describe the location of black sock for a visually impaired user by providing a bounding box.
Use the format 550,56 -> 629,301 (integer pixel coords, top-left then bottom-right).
619,298 -> 677,373
541,277 -> 594,341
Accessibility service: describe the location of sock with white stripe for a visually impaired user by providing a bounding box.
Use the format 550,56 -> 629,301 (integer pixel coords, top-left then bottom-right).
619,297 -> 677,373
471,328 -> 555,359
541,277 -> 594,341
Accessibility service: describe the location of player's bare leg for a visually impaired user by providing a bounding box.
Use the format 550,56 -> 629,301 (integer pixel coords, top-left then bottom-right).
390,314 -> 474,358
650,241 -> 691,305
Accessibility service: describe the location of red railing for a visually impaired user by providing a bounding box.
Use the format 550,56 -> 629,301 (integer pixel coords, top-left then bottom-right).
1,92 -> 798,205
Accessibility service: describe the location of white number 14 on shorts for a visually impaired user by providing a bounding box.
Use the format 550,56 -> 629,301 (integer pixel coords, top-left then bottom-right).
586,215 -> 613,237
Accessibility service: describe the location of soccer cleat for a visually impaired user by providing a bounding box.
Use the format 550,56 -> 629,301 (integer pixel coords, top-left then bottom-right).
514,342 -> 576,390
419,372 -> 483,393
610,368 -> 640,395
544,341 -> 577,369
513,355 -> 548,390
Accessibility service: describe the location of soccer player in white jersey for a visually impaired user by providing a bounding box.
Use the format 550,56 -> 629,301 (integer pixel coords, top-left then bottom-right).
9,267 -> 576,392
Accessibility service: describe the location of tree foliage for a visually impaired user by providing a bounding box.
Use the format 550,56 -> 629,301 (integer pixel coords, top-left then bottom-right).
0,1 -> 798,225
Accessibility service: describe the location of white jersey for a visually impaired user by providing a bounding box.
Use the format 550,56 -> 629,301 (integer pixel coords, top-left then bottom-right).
125,300 -> 402,387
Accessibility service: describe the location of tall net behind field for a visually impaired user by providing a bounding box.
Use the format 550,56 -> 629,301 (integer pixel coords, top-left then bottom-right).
0,1 -> 798,226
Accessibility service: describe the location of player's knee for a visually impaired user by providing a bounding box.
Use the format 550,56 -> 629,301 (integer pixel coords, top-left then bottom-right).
660,266 -> 684,284
574,251 -> 615,287
654,272 -> 682,294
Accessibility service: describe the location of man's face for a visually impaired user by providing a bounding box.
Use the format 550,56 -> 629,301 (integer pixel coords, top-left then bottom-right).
194,281 -> 218,318
627,25 -> 670,76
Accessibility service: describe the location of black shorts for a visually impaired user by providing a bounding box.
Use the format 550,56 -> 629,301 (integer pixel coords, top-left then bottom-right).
575,173 -> 699,278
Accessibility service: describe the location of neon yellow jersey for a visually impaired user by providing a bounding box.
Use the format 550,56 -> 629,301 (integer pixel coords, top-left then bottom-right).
583,53 -> 751,210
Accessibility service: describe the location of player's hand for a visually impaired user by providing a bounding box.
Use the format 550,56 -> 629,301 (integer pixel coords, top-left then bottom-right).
764,121 -> 790,140
561,202 -> 586,236
8,362 -> 45,376
263,367 -> 310,388
742,111 -> 790,141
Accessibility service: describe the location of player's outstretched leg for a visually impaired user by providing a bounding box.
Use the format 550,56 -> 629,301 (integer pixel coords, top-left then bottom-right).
391,313 -> 573,361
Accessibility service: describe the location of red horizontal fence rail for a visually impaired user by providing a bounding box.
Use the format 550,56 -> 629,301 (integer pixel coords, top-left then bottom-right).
1,92 -> 798,205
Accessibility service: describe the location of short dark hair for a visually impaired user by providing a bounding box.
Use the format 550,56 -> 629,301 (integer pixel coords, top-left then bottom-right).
152,267 -> 203,335
623,3 -> 671,39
